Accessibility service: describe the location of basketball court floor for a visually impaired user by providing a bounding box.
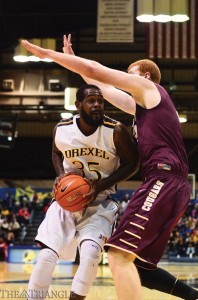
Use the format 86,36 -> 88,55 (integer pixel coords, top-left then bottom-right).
0,260 -> 198,299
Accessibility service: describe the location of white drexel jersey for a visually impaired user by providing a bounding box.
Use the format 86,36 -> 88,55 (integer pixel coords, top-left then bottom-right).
55,114 -> 121,199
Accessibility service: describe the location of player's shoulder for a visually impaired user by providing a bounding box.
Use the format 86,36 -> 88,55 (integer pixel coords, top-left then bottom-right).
56,116 -> 74,127
103,115 -> 118,129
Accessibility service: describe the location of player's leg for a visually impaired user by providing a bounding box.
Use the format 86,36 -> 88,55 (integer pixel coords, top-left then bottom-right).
137,266 -> 198,300
27,202 -> 68,300
27,247 -> 58,300
107,247 -> 142,300
69,239 -> 102,300
69,197 -> 118,299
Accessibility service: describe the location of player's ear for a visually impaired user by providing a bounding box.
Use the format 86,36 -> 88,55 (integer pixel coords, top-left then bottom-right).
144,72 -> 151,80
75,100 -> 81,111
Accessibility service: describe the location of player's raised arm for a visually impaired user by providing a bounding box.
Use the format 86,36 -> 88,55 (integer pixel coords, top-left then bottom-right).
62,34 -> 136,115
21,39 -> 159,111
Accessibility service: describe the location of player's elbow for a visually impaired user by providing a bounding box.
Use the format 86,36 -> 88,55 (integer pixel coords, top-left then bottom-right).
133,159 -> 140,175
84,61 -> 102,80
132,151 -> 140,175
128,159 -> 139,177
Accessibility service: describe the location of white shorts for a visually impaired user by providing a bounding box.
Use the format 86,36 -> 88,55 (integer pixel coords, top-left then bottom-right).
35,198 -> 118,261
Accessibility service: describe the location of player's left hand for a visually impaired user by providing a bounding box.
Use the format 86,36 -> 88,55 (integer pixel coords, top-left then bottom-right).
82,179 -> 98,208
21,40 -> 48,59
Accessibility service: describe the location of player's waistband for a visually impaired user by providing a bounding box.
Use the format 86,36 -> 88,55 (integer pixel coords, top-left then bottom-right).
143,163 -> 188,180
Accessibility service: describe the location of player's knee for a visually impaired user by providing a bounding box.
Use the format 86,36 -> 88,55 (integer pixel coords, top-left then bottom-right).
37,248 -> 58,264
80,240 -> 101,261
107,247 -> 122,265
32,248 -> 58,287
107,247 -> 134,272
71,240 -> 102,296
79,240 -> 102,277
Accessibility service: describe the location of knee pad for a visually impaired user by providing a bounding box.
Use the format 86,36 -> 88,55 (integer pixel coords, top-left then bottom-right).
38,247 -> 58,262
35,248 -> 58,285
28,248 -> 58,300
71,240 -> 102,296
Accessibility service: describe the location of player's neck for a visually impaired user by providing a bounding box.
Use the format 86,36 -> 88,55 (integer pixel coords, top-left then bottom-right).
77,118 -> 98,136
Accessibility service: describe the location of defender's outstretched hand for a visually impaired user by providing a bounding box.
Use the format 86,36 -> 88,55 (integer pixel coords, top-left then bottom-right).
63,34 -> 75,55
21,40 -> 48,59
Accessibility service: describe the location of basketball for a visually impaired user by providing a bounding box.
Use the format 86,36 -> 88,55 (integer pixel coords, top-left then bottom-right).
54,174 -> 91,212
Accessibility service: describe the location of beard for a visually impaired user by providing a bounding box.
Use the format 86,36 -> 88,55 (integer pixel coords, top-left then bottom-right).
81,108 -> 104,126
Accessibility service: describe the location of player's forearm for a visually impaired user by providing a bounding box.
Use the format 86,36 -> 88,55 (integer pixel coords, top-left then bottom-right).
44,50 -> 99,81
95,162 -> 139,195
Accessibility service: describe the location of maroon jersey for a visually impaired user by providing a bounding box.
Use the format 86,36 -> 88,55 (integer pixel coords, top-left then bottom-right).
104,84 -> 190,269
135,84 -> 189,179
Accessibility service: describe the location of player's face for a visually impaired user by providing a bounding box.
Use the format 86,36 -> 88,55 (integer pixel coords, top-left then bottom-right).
128,64 -> 150,81
80,88 -> 104,126
128,64 -> 142,76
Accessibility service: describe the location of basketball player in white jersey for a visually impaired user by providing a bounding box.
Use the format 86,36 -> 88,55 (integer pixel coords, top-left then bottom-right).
27,84 -> 139,300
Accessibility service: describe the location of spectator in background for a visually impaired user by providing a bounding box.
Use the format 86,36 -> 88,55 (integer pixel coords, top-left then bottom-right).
19,195 -> 29,209
193,230 -> 198,257
186,236 -> 196,258
0,216 -> 15,244
4,193 -> 15,212
194,192 -> 198,204
0,236 -> 7,261
30,192 -> 40,211
167,232 -> 177,256
42,193 -> 52,213
0,213 -> 4,227
1,218 -> 9,232
120,192 -> 130,202
192,229 -> 198,244
191,203 -> 198,218
18,207 -> 30,225
3,192 -> 11,206
118,193 -> 130,212
0,198 -> 3,210
186,216 -> 197,232
10,215 -> 21,240
175,236 -> 186,258
167,230 -> 183,257
12,201 -> 21,215
1,206 -> 10,217
117,194 -> 130,226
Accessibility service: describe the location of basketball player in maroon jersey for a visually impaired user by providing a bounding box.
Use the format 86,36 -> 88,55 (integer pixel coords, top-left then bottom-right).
62,34 -> 198,300
21,39 -> 195,300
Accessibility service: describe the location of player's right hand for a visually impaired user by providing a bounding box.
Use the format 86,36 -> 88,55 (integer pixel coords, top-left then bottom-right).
63,34 -> 75,55
52,172 -> 73,197
52,170 -> 85,197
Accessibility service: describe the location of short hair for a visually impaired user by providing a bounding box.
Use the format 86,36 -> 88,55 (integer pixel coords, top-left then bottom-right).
127,59 -> 161,84
76,84 -> 102,102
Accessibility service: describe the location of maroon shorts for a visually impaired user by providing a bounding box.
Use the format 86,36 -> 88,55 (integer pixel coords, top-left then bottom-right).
104,172 -> 191,269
